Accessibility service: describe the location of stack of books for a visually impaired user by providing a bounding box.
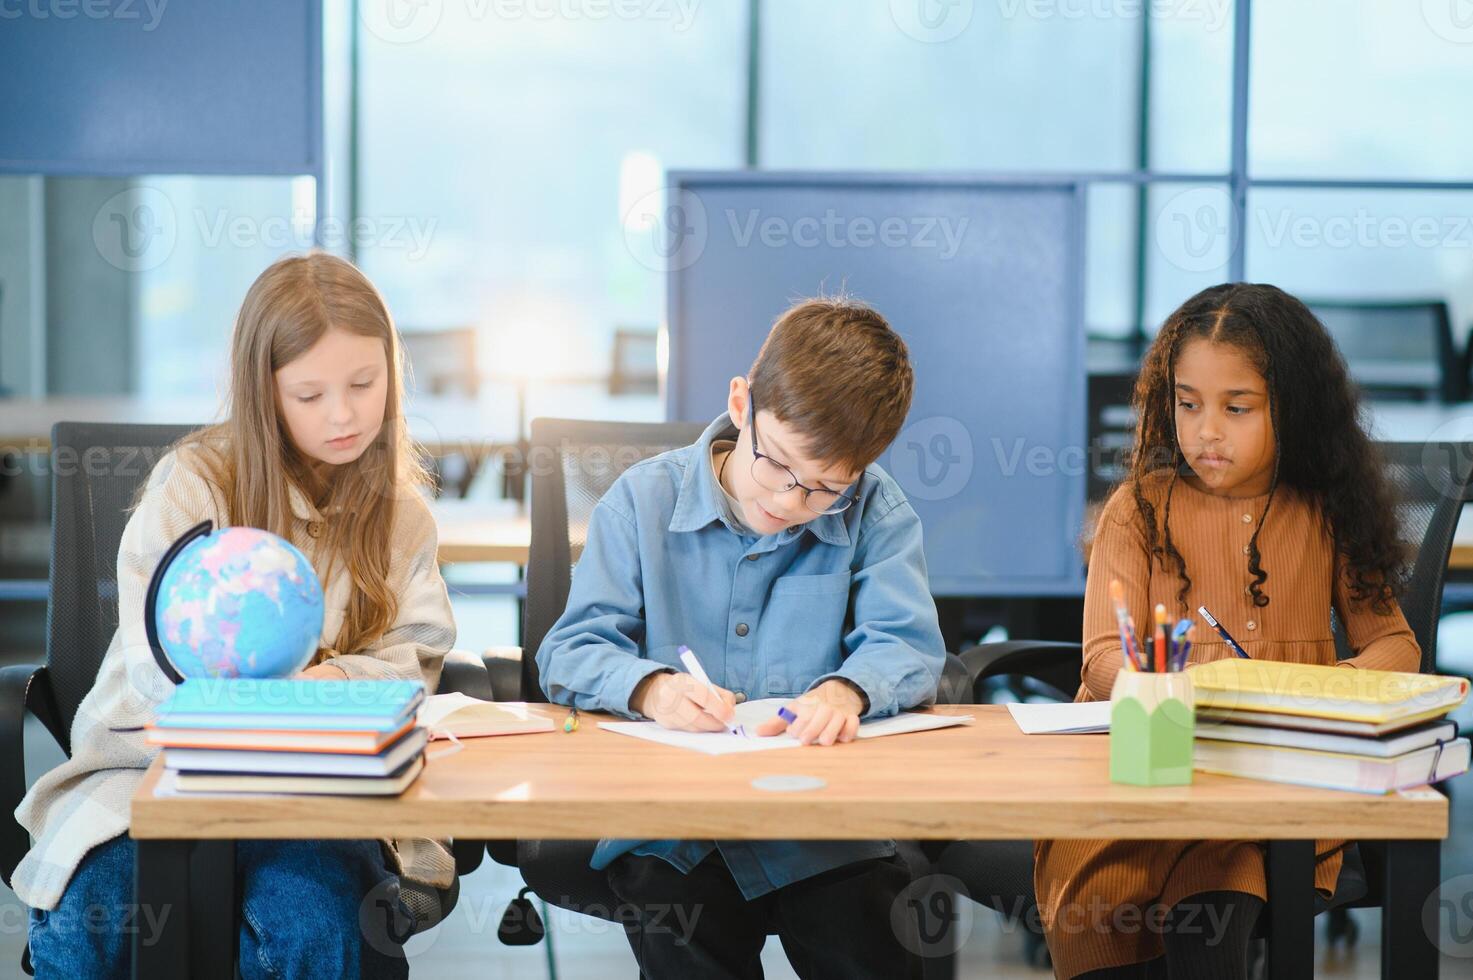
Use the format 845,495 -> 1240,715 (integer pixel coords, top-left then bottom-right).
1189,659 -> 1471,794
148,678 -> 428,795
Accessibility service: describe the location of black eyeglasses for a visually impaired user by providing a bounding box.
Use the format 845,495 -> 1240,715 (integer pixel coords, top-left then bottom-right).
746,389 -> 860,516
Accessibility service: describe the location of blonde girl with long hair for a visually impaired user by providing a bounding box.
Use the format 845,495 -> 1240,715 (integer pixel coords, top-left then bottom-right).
14,253 -> 456,979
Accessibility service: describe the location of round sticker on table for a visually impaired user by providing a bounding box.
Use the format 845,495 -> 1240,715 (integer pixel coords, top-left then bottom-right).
751,775 -> 827,793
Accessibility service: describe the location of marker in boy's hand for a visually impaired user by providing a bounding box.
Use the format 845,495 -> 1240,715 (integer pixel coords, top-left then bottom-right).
630,670 -> 737,732
754,680 -> 865,746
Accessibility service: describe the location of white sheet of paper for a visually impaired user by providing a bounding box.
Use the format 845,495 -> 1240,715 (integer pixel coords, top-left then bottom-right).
598,698 -> 973,755
1006,700 -> 1112,735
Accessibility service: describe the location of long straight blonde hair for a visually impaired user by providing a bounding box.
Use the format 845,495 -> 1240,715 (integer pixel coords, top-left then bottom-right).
186,252 -> 430,660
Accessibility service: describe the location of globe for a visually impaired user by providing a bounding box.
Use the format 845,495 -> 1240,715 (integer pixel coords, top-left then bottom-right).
150,525 -> 325,679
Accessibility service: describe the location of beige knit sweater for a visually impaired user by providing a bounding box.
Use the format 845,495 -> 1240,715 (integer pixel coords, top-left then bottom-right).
12,444 -> 457,911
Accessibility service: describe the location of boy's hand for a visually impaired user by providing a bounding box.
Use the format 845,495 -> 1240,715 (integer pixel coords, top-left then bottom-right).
631,671 -> 738,732
295,661 -> 348,680
754,680 -> 865,746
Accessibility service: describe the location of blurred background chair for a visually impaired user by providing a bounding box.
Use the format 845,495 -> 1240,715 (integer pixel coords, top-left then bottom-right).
1308,300 -> 1464,403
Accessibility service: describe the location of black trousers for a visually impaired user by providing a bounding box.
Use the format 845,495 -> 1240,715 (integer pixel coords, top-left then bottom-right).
1075,891 -> 1266,980
607,850 -> 922,980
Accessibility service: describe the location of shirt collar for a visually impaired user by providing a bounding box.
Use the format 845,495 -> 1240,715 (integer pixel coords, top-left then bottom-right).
667,413 -> 852,548
287,481 -> 324,522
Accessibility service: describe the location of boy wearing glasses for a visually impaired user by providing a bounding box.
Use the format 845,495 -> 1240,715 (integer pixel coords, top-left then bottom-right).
536,297 -> 944,979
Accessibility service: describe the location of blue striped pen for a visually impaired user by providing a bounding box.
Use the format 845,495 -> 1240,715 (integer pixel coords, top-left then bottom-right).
1197,606 -> 1252,659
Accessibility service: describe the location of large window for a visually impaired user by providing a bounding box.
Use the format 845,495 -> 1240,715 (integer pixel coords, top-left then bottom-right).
133,176 -> 312,398
1250,1 -> 1473,181
356,3 -> 747,379
1243,2 -> 1473,337
760,2 -> 1140,173
6,1 -> 1471,397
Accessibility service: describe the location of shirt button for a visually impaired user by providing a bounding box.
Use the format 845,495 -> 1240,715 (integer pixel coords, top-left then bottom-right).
746,554 -> 759,561
1246,620 -> 1257,631
307,521 -> 324,538
1241,513 -> 1252,524
735,623 -> 749,637
733,692 -> 748,704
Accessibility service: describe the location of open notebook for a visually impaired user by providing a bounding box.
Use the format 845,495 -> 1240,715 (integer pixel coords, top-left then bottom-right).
418,693 -> 556,740
599,698 -> 972,755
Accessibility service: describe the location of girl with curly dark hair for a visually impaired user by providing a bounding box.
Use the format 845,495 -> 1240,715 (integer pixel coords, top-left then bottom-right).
1036,283 -> 1421,979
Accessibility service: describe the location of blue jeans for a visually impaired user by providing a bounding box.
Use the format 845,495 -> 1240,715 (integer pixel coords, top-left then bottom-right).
27,834 -> 412,980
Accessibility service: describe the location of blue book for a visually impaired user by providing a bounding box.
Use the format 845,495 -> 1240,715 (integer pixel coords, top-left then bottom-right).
153,678 -> 426,732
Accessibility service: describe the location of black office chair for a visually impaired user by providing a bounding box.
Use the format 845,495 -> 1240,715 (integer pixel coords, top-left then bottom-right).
0,422 -> 491,976
1309,300 -> 1464,403
499,417 -> 967,974
1087,371 -> 1138,504
506,418 -> 708,925
943,440 -> 1473,975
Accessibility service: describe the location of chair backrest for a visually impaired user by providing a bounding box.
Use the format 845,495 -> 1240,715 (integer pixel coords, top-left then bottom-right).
1361,441 -> 1473,673
1086,371 -> 1137,502
521,418 -> 709,701
1308,300 -> 1460,402
46,422 -> 199,751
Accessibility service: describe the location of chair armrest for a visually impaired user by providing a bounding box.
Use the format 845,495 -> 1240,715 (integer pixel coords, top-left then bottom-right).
936,652 -> 972,705
482,646 -> 524,702
1,663 -> 47,888
955,641 -> 1085,703
486,839 -> 519,868
451,837 -> 485,876
435,648 -> 494,701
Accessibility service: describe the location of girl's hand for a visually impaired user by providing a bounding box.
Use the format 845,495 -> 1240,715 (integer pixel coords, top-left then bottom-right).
631,671 -> 737,732
754,680 -> 864,746
295,661 -> 348,680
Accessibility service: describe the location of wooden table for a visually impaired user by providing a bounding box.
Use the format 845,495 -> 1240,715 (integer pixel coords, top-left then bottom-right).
428,498 -> 530,566
129,705 -> 1448,979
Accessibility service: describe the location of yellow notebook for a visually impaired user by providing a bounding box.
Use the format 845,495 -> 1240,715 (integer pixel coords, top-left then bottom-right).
1188,659 -> 1469,725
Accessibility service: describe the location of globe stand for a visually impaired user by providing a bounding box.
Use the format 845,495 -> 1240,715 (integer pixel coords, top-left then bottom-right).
143,519 -> 214,685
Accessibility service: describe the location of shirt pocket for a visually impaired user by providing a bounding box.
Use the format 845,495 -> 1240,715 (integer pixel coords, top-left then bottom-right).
769,570 -> 853,597
758,570 -> 853,696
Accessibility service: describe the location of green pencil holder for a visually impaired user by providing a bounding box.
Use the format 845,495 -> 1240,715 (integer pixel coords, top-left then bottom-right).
1109,670 -> 1195,786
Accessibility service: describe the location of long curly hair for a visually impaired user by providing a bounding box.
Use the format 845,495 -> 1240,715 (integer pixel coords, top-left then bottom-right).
1125,282 -> 1406,613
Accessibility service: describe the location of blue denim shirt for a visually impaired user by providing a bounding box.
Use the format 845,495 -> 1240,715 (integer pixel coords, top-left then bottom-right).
535,414 -> 947,898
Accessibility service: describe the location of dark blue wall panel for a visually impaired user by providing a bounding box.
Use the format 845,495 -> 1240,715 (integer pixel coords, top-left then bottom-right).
0,0 -> 321,175
667,173 -> 1087,597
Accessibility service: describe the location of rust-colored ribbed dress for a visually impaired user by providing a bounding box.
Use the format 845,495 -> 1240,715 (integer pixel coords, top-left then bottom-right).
1035,472 -> 1420,978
